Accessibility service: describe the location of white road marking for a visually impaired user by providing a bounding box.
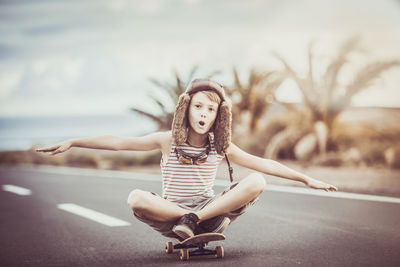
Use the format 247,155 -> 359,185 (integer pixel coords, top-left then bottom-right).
57,203 -> 131,227
264,184 -> 400,204
22,165 -> 161,181
2,184 -> 32,196
8,165 -> 400,204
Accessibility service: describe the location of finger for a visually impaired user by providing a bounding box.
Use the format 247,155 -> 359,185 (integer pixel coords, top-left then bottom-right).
50,150 -> 60,155
37,147 -> 56,152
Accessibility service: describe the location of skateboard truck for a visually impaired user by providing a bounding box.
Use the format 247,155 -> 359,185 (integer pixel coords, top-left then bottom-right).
165,233 -> 225,261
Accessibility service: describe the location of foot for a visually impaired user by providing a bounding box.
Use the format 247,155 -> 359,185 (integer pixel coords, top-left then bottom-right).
197,215 -> 230,234
172,213 -> 199,240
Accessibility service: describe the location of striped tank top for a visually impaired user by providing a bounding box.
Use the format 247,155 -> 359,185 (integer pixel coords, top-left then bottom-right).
160,133 -> 225,201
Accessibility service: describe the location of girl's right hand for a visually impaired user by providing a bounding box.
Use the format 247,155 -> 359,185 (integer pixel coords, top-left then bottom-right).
36,141 -> 72,155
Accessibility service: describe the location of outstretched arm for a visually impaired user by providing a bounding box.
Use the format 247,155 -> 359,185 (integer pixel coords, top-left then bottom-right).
226,143 -> 338,192
36,131 -> 170,156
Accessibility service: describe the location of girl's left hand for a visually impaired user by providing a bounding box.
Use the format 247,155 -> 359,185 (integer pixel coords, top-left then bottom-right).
306,179 -> 338,192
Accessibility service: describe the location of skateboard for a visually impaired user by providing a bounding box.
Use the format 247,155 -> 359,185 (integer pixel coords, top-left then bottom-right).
165,233 -> 225,261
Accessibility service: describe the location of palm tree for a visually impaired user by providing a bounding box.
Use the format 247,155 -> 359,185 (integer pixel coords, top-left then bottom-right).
268,37 -> 400,158
275,37 -> 399,131
130,66 -> 220,130
227,68 -> 285,133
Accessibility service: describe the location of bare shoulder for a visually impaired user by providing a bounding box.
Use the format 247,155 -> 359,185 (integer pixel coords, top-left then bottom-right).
157,131 -> 172,146
225,142 -> 262,169
157,131 -> 173,155
226,142 -> 251,161
226,142 -> 240,155
140,131 -> 172,148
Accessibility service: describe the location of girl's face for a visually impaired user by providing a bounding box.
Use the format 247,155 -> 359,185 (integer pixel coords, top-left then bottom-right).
188,91 -> 219,135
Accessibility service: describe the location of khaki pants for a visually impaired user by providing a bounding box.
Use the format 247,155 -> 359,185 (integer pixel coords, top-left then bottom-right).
134,182 -> 258,240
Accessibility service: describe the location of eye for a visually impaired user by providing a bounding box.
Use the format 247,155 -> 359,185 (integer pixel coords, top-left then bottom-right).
209,107 -> 215,112
195,104 -> 201,108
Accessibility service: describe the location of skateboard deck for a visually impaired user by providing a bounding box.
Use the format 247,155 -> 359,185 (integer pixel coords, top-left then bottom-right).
165,233 -> 225,260
181,232 -> 225,245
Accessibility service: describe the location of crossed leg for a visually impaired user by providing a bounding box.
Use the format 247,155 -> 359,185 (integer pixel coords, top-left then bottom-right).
195,173 -> 265,222
127,172 -> 266,223
127,190 -> 188,222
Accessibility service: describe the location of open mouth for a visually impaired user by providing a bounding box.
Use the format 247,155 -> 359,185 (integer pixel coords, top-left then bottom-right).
199,121 -> 205,126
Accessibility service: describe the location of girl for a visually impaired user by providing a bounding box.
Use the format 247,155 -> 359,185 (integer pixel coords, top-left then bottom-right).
37,78 -> 337,241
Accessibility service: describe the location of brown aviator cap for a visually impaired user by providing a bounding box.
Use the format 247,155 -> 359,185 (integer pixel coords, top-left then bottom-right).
171,78 -> 232,155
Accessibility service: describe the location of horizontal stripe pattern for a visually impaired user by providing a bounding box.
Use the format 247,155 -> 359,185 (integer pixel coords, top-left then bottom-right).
160,134 -> 224,200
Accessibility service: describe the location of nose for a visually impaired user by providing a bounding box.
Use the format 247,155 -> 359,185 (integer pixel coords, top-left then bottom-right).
199,107 -> 208,119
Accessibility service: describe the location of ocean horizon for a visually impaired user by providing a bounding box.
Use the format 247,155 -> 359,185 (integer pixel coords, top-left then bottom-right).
1,105 -> 399,151
0,113 -> 158,151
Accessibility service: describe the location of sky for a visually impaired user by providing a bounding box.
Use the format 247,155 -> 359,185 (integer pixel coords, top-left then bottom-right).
0,0 -> 399,116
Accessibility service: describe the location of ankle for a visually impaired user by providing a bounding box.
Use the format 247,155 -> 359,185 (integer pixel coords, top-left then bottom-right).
192,212 -> 203,223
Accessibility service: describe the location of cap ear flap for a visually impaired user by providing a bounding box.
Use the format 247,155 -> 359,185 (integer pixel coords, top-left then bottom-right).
172,94 -> 191,145
214,101 -> 232,155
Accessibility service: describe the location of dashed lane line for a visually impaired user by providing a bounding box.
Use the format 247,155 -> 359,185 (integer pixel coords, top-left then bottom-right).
57,203 -> 131,227
2,184 -> 32,196
1,183 -> 131,227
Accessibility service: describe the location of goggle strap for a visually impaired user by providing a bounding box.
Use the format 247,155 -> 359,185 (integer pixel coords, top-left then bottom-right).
174,146 -> 234,183
175,144 -> 210,161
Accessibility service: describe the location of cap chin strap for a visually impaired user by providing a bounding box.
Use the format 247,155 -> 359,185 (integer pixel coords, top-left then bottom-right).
225,154 -> 234,183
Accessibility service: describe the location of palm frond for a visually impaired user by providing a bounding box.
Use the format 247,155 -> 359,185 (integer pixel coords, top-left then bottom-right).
272,51 -> 315,109
232,68 -> 243,92
206,70 -> 222,78
307,40 -> 316,96
131,66 -> 218,130
188,65 -> 199,82
268,72 -> 286,91
148,78 -> 166,89
147,93 -> 170,114
336,60 -> 400,111
148,77 -> 177,105
130,107 -> 165,125
323,37 -> 360,104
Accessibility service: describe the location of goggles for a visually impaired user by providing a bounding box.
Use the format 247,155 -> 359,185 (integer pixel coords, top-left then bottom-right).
175,144 -> 211,165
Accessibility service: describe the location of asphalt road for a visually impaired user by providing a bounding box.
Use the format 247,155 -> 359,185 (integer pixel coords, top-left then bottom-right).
1,166 -> 399,267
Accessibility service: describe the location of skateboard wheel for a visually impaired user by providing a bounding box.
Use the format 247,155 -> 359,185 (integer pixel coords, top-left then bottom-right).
215,246 -> 224,258
165,242 -> 174,254
180,249 -> 189,261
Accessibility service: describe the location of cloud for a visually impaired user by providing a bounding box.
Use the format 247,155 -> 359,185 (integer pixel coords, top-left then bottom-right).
0,68 -> 22,99
108,0 -> 165,14
0,0 -> 400,116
